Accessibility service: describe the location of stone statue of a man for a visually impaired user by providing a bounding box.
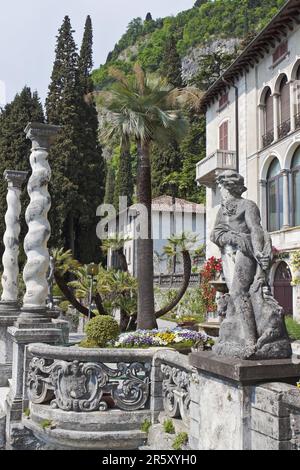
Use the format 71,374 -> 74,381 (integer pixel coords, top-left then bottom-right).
211,170 -> 292,360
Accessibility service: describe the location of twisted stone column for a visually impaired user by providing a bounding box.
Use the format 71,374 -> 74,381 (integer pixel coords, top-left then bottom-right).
0,171 -> 27,385
19,122 -> 60,324
0,171 -> 27,311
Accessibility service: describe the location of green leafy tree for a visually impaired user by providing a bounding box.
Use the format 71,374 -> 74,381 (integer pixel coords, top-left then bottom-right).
100,65 -> 188,329
0,87 -> 44,263
164,116 -> 206,204
189,50 -> 237,90
155,233 -> 197,319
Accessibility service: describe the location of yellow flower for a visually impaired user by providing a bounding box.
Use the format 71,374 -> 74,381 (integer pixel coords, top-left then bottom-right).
156,332 -> 176,345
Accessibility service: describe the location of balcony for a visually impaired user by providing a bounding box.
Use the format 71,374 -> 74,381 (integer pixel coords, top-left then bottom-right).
196,150 -> 237,188
278,119 -> 291,139
262,130 -> 274,148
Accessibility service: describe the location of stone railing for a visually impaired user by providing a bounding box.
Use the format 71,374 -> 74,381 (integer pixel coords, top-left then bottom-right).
26,344 -> 154,413
154,273 -> 201,288
196,150 -> 237,187
153,349 -> 197,427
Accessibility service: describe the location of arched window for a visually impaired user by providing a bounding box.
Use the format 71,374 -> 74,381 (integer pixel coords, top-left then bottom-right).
292,147 -> 300,227
263,88 -> 274,148
278,76 -> 291,138
267,158 -> 283,232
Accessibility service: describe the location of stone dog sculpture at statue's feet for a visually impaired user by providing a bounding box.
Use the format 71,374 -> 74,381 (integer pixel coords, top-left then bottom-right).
211,170 -> 292,360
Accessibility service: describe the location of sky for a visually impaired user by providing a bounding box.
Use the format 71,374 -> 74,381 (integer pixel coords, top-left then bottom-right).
0,0 -> 194,106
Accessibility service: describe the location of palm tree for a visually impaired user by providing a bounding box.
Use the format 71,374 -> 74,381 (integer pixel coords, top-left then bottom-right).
156,232 -> 198,319
100,65 -> 188,330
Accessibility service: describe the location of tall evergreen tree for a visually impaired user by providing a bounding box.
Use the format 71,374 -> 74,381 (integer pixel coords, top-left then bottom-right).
46,16 -> 104,263
0,87 -> 44,263
151,141 -> 182,199
161,35 -> 183,88
46,16 -> 83,258
77,15 -> 105,262
114,137 -> 134,210
104,163 -> 115,205
145,12 -> 153,22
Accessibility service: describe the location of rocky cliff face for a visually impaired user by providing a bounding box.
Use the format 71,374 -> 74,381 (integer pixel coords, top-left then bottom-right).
182,38 -> 241,84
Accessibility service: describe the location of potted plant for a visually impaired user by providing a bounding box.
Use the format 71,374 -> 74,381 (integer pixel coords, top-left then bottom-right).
176,315 -> 199,331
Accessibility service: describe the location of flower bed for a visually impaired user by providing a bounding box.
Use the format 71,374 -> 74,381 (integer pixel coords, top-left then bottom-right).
113,328 -> 213,350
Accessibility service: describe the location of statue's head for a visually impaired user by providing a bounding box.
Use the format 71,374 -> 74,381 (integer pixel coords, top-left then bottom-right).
216,170 -> 247,198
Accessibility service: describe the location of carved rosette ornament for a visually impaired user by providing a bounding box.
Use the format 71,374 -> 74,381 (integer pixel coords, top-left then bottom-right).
27,357 -> 151,412
0,170 -> 27,310
20,123 -> 60,322
161,364 -> 191,425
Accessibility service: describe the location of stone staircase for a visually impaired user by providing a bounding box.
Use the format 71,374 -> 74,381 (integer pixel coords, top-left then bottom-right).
140,413 -> 189,451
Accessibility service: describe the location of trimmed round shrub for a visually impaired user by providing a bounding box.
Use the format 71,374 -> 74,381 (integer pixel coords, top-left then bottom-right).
84,315 -> 119,347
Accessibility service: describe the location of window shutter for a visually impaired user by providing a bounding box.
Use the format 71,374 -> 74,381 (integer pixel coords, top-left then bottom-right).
219,121 -> 228,150
280,78 -> 290,124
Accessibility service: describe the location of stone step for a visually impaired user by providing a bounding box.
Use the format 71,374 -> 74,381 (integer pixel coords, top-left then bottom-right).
25,419 -> 147,450
30,404 -> 152,433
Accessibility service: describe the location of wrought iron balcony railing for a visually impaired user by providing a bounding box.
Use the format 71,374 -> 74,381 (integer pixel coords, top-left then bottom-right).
262,130 -> 274,148
278,119 -> 291,139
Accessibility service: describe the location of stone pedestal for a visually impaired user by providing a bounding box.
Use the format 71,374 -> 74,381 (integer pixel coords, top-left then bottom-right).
5,325 -> 62,428
0,308 -> 19,387
189,352 -> 300,450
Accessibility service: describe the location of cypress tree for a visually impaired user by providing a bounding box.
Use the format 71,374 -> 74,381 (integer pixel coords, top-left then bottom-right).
145,12 -> 153,22
161,35 -> 183,88
46,16 -> 87,259
77,15 -> 105,262
104,163 -> 115,205
0,87 -> 44,263
114,138 -> 134,210
46,16 -> 104,263
151,141 -> 182,199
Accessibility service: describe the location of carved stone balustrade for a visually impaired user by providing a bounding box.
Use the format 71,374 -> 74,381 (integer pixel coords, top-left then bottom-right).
153,349 -> 197,427
26,344 -> 153,413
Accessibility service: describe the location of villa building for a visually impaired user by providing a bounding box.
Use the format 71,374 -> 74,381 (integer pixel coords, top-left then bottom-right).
196,0 -> 300,321
107,195 -> 206,276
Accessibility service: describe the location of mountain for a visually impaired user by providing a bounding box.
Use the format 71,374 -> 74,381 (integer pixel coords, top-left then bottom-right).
92,0 -> 286,90
92,0 -> 287,205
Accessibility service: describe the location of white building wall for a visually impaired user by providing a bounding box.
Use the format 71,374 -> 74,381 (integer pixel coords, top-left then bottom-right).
200,22 -> 300,320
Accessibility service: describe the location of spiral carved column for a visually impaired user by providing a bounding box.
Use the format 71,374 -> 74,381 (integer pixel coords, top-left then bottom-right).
19,122 -> 60,324
0,171 -> 27,312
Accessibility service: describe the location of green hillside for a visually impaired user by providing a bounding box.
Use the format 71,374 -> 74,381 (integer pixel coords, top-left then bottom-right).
93,0 -> 287,206
92,0 -> 286,90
